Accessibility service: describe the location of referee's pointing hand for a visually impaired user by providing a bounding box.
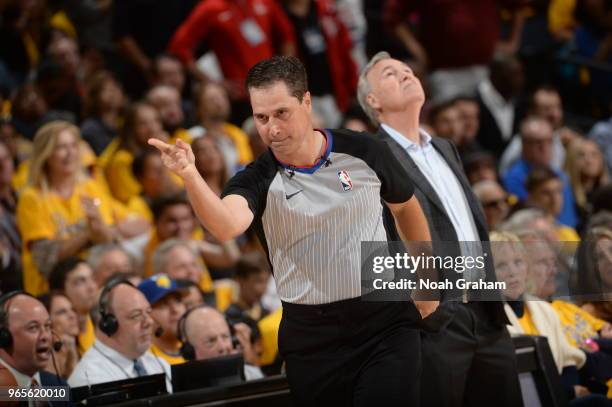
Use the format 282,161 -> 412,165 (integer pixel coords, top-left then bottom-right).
148,138 -> 196,179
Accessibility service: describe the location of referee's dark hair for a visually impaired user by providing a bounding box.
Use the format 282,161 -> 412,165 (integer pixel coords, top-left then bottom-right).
246,56 -> 308,102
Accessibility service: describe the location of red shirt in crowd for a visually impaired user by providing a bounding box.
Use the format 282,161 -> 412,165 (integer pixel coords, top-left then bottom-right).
384,0 -> 523,71
169,0 -> 295,91
312,0 -> 358,112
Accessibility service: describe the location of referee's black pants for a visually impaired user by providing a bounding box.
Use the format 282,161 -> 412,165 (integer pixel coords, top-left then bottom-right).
419,301 -> 524,407
279,297 -> 422,407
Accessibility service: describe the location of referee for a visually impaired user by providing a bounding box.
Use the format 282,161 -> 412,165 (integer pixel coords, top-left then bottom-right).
150,56 -> 436,406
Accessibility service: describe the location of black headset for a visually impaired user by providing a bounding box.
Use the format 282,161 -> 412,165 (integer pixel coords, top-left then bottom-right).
0,291 -> 37,350
176,304 -> 208,361
97,278 -> 135,337
177,304 -> 239,361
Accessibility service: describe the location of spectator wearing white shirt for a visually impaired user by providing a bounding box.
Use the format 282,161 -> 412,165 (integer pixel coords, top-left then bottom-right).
68,278 -> 172,391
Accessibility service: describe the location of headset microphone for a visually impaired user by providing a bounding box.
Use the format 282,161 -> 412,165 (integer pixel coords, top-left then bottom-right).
50,331 -> 64,352
324,158 -> 332,168
154,326 -> 164,338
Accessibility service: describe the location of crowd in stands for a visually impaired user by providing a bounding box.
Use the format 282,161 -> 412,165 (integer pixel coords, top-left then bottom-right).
0,0 -> 611,403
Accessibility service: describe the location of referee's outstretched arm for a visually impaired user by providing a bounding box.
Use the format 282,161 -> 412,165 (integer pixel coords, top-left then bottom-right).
148,138 -> 253,241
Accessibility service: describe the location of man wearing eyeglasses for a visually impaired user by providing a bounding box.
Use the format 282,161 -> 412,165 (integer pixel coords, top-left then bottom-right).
68,281 -> 172,390
473,180 -> 510,231
180,306 -> 264,381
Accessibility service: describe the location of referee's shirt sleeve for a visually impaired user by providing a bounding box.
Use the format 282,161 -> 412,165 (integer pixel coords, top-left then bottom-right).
221,154 -> 276,217
373,141 -> 415,203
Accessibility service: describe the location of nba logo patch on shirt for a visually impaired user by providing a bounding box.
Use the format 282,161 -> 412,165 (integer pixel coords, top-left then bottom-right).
337,170 -> 353,191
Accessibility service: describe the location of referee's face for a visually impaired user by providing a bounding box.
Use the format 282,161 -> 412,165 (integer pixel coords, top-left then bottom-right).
250,81 -> 312,159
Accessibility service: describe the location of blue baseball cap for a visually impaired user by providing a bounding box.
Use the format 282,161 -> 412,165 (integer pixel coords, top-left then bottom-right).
137,274 -> 184,305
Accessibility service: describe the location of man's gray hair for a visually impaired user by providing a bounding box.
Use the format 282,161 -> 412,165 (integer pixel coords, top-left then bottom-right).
357,51 -> 391,127
499,208 -> 548,238
151,238 -> 196,276
472,180 -> 502,201
88,243 -> 131,271
586,210 -> 612,231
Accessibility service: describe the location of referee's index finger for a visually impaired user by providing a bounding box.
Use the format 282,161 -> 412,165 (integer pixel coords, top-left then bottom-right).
148,138 -> 171,152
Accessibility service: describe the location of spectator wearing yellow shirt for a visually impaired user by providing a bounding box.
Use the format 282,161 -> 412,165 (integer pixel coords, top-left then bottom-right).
257,308 -> 282,369
192,138 -> 242,279
490,232 -> 596,401
142,193 -> 204,277
225,253 -> 271,323
551,300 -> 610,347
138,274 -> 187,365
493,232 -> 612,400
16,121 -> 147,295
142,193 -> 239,280
12,136 -> 109,193
549,0 -> 577,41
48,257 -> 99,355
188,82 -> 253,175
192,136 -> 228,197
104,102 -> 181,204
128,148 -> 177,224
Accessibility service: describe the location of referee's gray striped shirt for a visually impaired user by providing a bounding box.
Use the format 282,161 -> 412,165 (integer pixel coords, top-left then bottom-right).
222,129 -> 414,305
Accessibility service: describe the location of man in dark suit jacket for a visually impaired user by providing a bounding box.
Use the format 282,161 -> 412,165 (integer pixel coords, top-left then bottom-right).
358,52 -> 523,407
0,291 -> 73,406
475,53 -> 524,158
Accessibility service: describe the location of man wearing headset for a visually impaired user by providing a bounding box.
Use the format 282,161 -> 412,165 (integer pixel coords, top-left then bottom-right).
178,305 -> 263,381
137,274 -> 187,365
0,291 -> 70,406
67,279 -> 172,391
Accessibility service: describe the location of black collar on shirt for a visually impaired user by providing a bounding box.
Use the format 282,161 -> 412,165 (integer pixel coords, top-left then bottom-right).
506,296 -> 525,317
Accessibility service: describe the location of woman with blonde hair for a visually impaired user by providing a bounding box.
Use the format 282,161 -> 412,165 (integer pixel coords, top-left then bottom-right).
564,138 -> 610,228
16,121 -> 147,295
491,232 -> 612,402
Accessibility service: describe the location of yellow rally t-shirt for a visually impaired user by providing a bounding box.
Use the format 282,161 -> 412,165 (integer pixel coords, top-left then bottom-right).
258,308 -> 282,366
150,343 -> 186,365
518,307 -> 540,336
105,130 -> 188,204
223,123 -> 254,165
78,316 -> 95,356
551,300 -> 606,347
17,179 -> 128,295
